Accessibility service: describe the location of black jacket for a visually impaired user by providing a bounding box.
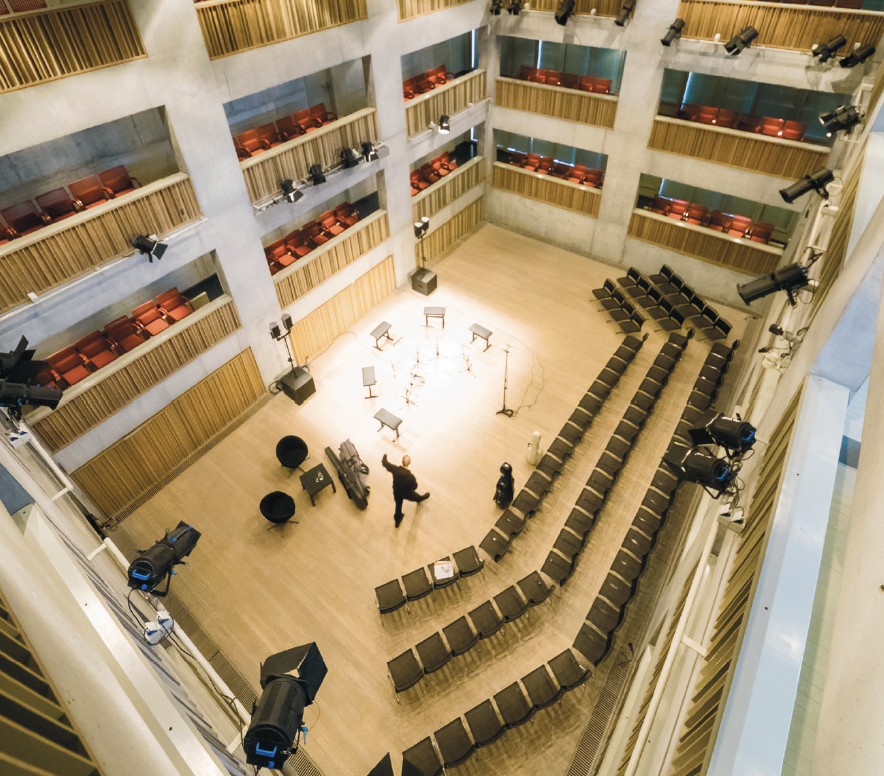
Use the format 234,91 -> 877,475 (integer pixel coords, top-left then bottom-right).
382,454 -> 418,498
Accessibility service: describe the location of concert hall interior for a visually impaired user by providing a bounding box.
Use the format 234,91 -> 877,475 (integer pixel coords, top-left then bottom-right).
0,2 -> 883,776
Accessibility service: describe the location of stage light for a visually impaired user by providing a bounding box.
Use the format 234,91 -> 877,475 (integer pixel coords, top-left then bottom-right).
438,115 -> 450,134
819,104 -> 864,137
244,644 -> 327,770
0,381 -> 62,420
132,235 -> 168,263
309,164 -> 326,185
280,179 -> 303,203
840,44 -> 875,68
555,0 -> 575,25
682,448 -> 735,491
689,414 -> 756,455
724,26 -> 758,55
779,167 -> 834,204
490,0 -> 502,14
661,19 -> 685,46
614,0 -> 635,27
507,0 -> 521,13
361,141 -> 379,162
127,522 -> 201,596
737,263 -> 810,306
413,216 -> 429,239
812,34 -> 846,64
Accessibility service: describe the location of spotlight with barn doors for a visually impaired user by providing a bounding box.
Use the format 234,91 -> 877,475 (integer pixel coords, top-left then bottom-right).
779,167 -> 834,204
689,413 -> 757,458
812,34 -> 846,64
737,263 -> 813,306
127,522 -> 201,597
840,43 -> 875,68
132,234 -> 167,263
0,336 -> 63,421
820,104 -> 864,137
438,115 -> 450,134
280,179 -> 303,203
340,147 -> 360,169
555,0 -> 575,25
490,0 -> 502,14
662,19 -> 685,46
508,0 -> 521,13
724,26 -> 758,55
361,141 -> 379,162
614,0 -> 635,27
663,442 -> 737,498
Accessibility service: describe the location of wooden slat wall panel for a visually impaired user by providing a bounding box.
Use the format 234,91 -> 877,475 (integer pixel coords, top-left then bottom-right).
495,77 -> 617,129
241,108 -> 380,203
530,0 -> 620,16
274,211 -> 390,308
194,0 -> 367,59
676,0 -> 884,53
0,0 -> 146,93
71,349 -> 265,518
288,256 -> 395,364
412,156 -> 485,222
492,162 -> 601,218
397,0 -> 471,22
416,197 -> 485,266
666,390 -> 801,776
405,70 -> 487,137
0,174 -> 203,313
648,118 -> 830,180
28,299 -> 242,452
627,210 -> 781,276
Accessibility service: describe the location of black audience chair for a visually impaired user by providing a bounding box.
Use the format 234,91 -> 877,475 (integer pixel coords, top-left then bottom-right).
275,435 -> 308,469
495,509 -> 527,539
512,488 -> 541,518
453,545 -> 485,577
402,737 -> 443,776
542,550 -> 577,587
493,682 -> 534,729
375,579 -> 408,617
522,665 -> 563,711
548,649 -> 592,692
579,392 -> 604,416
614,548 -> 645,582
427,556 -> 460,590
633,507 -> 662,537
518,570 -> 554,608
443,616 -> 479,657
469,600 -> 505,641
624,526 -> 655,558
576,488 -> 605,518
388,649 -> 424,700
574,623 -> 613,666
480,528 -> 512,562
557,421 -> 584,446
434,718 -> 476,768
554,527 -> 584,560
565,508 -> 595,538
403,567 -> 433,602
537,452 -> 564,480
587,596 -> 622,635
600,572 -> 634,608
416,632 -> 452,674
494,585 -> 529,623
465,699 -> 506,749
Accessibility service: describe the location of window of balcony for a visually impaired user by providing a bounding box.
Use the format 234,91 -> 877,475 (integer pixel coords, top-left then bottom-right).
495,129 -> 607,184
499,35 -> 625,95
402,31 -> 477,102
659,69 -> 845,147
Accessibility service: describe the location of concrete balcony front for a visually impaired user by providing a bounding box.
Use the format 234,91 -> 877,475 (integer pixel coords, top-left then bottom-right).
405,69 -> 487,138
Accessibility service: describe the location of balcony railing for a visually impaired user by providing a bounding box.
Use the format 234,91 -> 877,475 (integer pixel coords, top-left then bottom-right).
274,210 -> 390,308
26,296 -> 242,453
492,162 -> 602,218
194,0 -> 368,59
649,117 -> 830,179
676,0 -> 884,53
397,0 -> 472,21
530,0 -> 621,16
495,77 -> 617,129
627,209 -> 783,275
405,69 -> 487,137
241,107 -> 380,204
0,0 -> 146,94
0,173 -> 203,314
416,197 -> 485,266
412,156 -> 485,221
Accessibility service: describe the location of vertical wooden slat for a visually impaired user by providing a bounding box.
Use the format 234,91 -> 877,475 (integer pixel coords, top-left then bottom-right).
492,162 -> 601,218
412,156 -> 485,222
495,77 -> 618,129
405,70 -> 487,137
416,197 -> 485,266
396,0 -> 473,22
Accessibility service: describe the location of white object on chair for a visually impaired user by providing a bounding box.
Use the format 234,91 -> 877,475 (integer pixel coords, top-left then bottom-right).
527,431 -> 544,465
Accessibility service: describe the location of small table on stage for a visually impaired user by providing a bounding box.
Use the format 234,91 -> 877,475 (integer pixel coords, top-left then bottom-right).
374,408 -> 403,439
469,323 -> 492,351
371,321 -> 393,350
300,463 -> 336,506
424,306 -> 446,328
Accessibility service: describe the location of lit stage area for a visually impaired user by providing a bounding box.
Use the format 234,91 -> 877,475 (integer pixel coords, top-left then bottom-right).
112,224 -> 748,776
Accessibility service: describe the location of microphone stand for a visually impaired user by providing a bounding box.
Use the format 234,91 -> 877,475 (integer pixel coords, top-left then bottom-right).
497,345 -> 514,417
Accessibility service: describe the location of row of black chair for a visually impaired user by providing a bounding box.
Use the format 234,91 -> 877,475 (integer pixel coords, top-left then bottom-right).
403,649 -> 592,774
375,546 -> 484,618
387,571 -> 555,698
683,339 -> 740,414
592,281 -> 646,336
648,265 -> 732,342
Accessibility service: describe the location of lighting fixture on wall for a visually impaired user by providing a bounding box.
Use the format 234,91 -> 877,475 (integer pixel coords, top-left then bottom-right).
413,216 -> 430,240
779,167 -> 834,204
811,34 -> 847,63
508,0 -> 521,13
132,235 -> 168,263
661,19 -> 685,46
689,414 -> 757,456
0,336 -> 63,421
280,179 -> 304,203
663,443 -> 736,498
555,0 -> 575,25
490,0 -> 502,14
438,115 -> 450,134
309,164 -> 326,185
737,263 -> 812,306
126,522 -> 201,596
840,43 -> 875,68
361,141 -> 379,162
614,0 -> 635,27
340,147 -> 360,168
724,26 -> 758,55
820,104 -> 864,137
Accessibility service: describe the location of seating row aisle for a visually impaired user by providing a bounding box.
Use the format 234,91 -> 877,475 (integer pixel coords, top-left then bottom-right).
38,288 -> 193,389
403,65 -> 456,101
505,152 -> 604,188
410,153 -> 459,195
517,66 -> 612,95
676,104 -> 807,142
263,203 -> 360,274
232,103 -> 338,159
645,197 -> 776,245
0,166 -> 140,244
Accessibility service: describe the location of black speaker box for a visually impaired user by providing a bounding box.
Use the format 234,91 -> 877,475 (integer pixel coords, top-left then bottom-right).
411,267 -> 437,296
279,367 -> 315,405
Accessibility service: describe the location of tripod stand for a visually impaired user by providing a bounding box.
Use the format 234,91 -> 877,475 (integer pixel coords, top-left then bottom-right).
497,345 -> 514,417
460,345 -> 476,376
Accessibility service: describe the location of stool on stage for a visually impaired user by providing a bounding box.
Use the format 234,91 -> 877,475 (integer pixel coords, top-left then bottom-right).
469,323 -> 492,352
375,408 -> 402,439
362,366 -> 377,399
371,321 -> 393,350
260,491 -> 297,523
424,306 -> 446,328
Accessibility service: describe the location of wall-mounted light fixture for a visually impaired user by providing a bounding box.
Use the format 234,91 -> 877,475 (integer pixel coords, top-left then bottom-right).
819,104 -> 864,137
661,19 -> 685,46
614,0 -> 635,27
811,34 -> 847,63
132,235 -> 167,263
280,179 -> 304,203
724,26 -> 758,55
779,168 -> 834,204
840,43 -> 875,68
309,164 -> 326,185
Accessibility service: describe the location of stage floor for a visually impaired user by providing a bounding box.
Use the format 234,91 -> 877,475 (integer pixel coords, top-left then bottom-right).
114,224 -> 748,776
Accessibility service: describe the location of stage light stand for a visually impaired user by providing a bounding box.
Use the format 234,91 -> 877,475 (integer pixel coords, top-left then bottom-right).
497,344 -> 514,417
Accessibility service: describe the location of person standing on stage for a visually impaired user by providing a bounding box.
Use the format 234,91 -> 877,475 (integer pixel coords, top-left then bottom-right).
382,454 -> 429,527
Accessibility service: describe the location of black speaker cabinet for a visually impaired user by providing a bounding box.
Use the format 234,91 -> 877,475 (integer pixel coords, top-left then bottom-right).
279,367 -> 315,405
411,267 -> 437,296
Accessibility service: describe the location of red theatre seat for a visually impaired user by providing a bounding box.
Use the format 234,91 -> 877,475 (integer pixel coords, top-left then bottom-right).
99,166 -> 141,197
132,301 -> 170,337
157,288 -> 192,322
75,332 -> 118,370
36,188 -> 82,223
727,215 -> 753,238
335,202 -> 359,227
104,317 -> 146,352
70,176 -> 114,209
2,201 -> 50,236
46,347 -> 91,388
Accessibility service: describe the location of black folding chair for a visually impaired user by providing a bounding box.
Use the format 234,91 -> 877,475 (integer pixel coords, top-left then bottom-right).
403,737 -> 443,776
574,623 -> 613,666
465,699 -> 505,749
416,632 -> 451,674
493,682 -> 533,728
548,649 -> 592,692
522,665 -> 563,712
495,585 -> 529,623
469,600 -> 505,641
388,649 -> 424,700
443,616 -> 479,657
434,718 -> 476,768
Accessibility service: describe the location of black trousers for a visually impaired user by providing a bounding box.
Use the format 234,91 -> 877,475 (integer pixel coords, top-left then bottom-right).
394,490 -> 425,519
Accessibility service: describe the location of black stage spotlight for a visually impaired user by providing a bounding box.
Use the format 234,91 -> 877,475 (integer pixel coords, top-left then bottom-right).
244,644 -> 327,770
724,26 -> 758,55
682,448 -> 735,492
340,147 -> 360,169
662,19 -> 685,46
689,414 -> 756,455
614,0 -> 635,27
737,263 -> 810,306
413,216 -> 430,239
507,0 -> 521,14
132,235 -> 168,263
490,0 -> 502,14
820,104 -> 864,137
280,179 -> 303,204
438,115 -> 450,134
555,0 -> 575,25
779,167 -> 834,204
127,522 -> 201,596
309,164 -> 326,185
840,44 -> 875,68
812,34 -> 847,64
361,141 -> 379,162
0,381 -> 63,420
